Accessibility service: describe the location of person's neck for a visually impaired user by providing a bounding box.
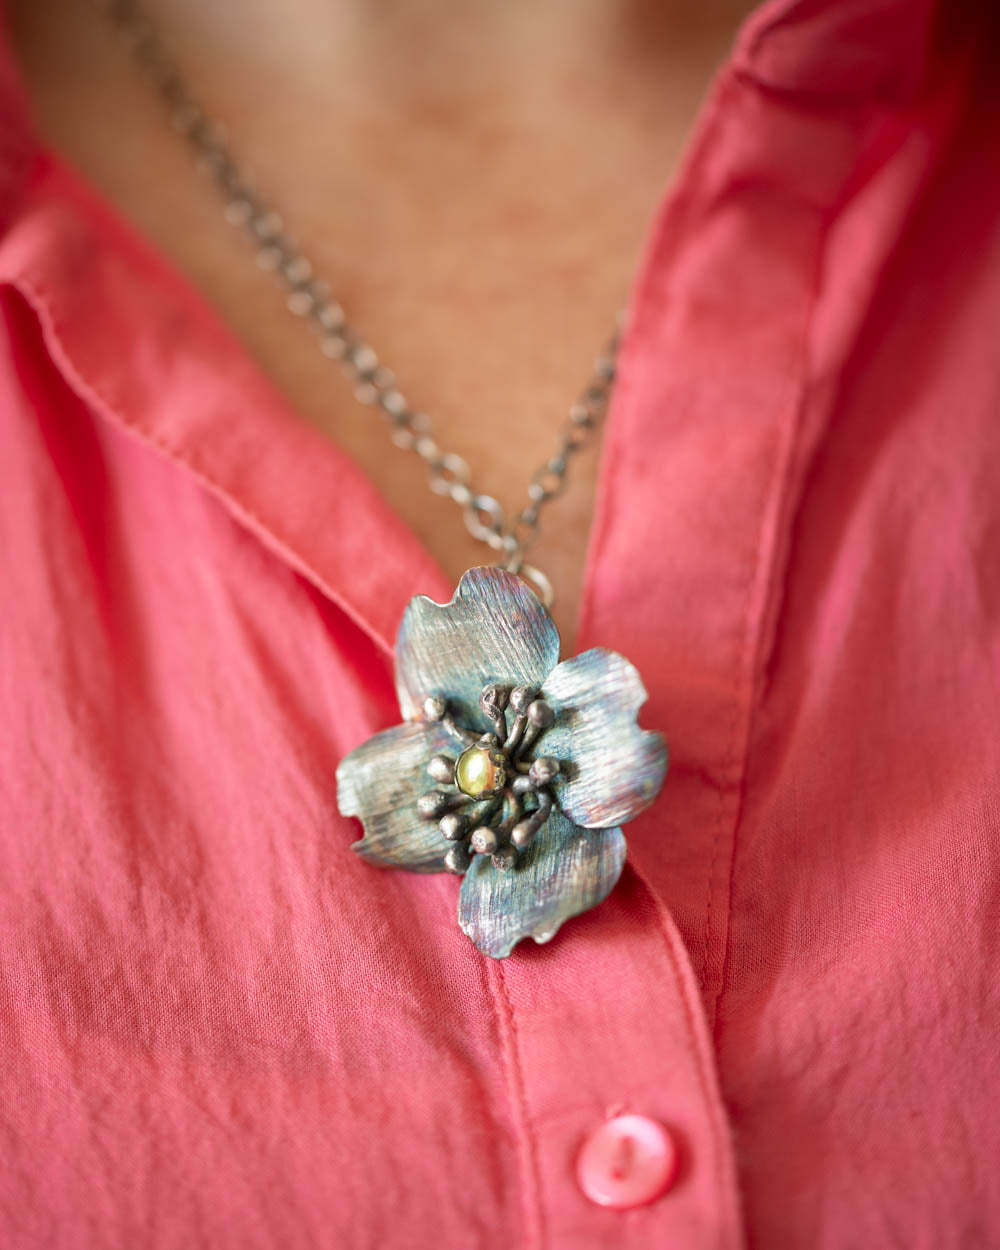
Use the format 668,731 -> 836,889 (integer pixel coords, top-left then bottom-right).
141,0 -> 761,122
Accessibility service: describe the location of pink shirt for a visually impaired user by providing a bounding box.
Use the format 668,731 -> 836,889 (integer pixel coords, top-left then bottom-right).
2,1 -> 999,1247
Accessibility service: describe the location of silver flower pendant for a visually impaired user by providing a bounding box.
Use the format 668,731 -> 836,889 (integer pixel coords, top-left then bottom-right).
336,567 -> 668,958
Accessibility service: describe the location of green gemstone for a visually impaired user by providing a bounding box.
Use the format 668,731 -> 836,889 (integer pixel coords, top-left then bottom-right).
455,746 -> 506,798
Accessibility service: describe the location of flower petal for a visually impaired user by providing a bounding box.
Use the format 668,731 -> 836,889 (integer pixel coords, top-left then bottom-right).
540,649 -> 667,829
457,808 -> 626,959
336,721 -> 456,872
395,566 -> 560,728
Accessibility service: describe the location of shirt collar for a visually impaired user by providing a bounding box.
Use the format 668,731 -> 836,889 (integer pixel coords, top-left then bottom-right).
0,160 -> 453,656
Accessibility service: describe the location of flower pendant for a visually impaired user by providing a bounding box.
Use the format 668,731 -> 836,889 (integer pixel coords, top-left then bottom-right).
336,567 -> 668,958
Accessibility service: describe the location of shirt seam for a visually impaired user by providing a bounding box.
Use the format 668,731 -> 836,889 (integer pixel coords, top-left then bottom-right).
707,84 -> 957,1031
651,895 -> 747,1250
488,960 -> 545,1250
699,201 -> 829,1021
579,64 -> 754,1247
1,267 -> 399,662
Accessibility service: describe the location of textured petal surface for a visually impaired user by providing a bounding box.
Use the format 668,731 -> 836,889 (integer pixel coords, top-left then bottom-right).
336,721 -> 456,872
540,649 -> 668,829
395,567 -> 560,728
457,808 -> 626,959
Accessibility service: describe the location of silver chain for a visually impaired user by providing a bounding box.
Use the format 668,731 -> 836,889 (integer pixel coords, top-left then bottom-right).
100,0 -> 621,607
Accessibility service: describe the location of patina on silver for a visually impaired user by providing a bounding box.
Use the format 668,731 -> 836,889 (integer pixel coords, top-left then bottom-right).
418,682 -> 563,873
337,568 -> 667,959
100,0 -> 622,607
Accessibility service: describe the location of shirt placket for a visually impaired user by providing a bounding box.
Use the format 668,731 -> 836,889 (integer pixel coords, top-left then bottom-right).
488,38 -> 914,1250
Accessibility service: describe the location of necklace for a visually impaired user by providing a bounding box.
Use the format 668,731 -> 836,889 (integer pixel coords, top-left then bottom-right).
103,0 -> 668,959
103,0 -> 619,609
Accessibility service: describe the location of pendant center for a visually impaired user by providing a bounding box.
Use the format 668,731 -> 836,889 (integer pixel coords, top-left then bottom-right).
455,745 -> 506,798
418,682 -> 561,875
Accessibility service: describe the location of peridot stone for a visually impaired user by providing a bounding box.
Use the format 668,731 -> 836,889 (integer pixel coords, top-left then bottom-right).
455,746 -> 505,798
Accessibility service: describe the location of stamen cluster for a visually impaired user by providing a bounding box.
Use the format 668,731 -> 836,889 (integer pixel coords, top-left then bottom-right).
417,684 -> 560,875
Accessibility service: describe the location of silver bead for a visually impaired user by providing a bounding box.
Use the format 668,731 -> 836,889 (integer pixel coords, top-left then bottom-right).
510,820 -> 537,850
480,684 -> 510,715
379,389 -> 407,417
422,694 -> 448,722
470,827 -> 499,855
444,844 -> 471,875
427,754 -> 456,784
509,686 -> 536,716
439,812 -> 470,841
252,209 -> 283,240
350,344 -> 378,377
527,699 -> 555,729
315,301 -> 346,331
287,288 -> 316,316
417,790 -> 452,820
283,255 -> 312,285
528,756 -> 560,785
491,845 -> 519,872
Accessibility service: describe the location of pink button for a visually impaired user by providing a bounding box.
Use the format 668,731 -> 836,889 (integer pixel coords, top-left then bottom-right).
575,1114 -> 679,1210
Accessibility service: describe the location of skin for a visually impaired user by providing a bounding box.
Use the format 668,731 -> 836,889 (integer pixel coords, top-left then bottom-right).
8,0 -> 758,646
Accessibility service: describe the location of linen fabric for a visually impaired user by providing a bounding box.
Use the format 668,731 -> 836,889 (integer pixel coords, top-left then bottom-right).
1,1 -> 999,1247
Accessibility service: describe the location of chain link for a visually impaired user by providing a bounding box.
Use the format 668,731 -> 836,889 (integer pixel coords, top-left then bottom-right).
100,0 -> 620,607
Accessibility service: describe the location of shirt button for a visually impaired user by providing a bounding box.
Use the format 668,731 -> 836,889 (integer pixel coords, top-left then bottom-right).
575,1113 -> 679,1210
